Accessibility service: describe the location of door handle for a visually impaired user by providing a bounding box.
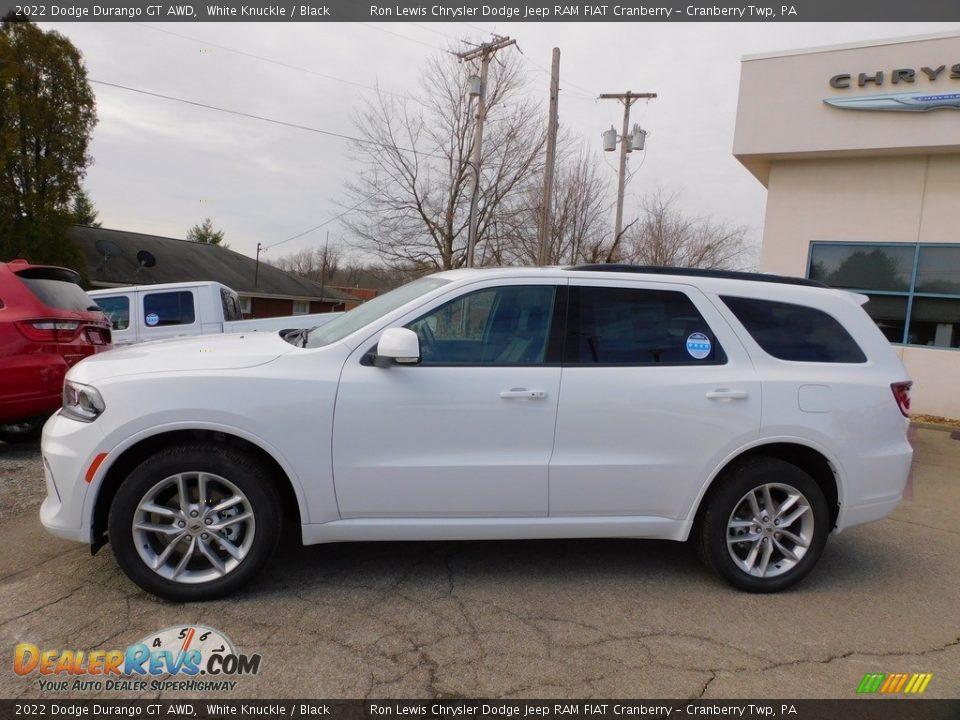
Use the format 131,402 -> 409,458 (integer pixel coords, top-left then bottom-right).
706,389 -> 749,400
499,389 -> 546,399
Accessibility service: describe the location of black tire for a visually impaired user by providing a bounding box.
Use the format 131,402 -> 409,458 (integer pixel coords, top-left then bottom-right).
0,415 -> 47,444
108,443 -> 282,601
696,456 -> 830,593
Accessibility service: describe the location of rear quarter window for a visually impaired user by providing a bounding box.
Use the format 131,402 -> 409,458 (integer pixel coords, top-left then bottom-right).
220,288 -> 242,322
721,295 -> 866,363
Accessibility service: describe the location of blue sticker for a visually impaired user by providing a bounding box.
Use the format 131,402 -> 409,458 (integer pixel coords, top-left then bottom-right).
145,313 -> 160,327
686,332 -> 711,360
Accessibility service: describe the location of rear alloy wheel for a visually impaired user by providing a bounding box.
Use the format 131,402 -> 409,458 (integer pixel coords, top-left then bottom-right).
698,457 -> 829,592
109,444 -> 281,601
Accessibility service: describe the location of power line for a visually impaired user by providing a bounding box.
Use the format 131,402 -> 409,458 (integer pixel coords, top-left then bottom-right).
89,78 -> 444,159
133,23 -> 428,105
359,23 -> 452,53
266,196 -> 373,250
515,44 -> 598,101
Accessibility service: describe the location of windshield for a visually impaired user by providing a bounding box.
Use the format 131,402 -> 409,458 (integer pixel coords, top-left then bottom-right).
304,276 -> 450,348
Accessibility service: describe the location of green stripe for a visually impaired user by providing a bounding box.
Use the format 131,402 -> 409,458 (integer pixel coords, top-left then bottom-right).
857,673 -> 885,693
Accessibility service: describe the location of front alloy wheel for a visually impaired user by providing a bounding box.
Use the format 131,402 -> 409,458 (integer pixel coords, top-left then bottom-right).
132,472 -> 256,583
697,457 -> 829,593
109,444 -> 281,601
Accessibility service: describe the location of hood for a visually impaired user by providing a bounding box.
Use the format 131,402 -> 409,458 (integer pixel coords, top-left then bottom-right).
67,332 -> 296,383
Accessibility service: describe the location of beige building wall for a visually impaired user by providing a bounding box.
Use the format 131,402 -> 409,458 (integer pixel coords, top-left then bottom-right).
735,33 -> 960,418
759,156 -> 960,418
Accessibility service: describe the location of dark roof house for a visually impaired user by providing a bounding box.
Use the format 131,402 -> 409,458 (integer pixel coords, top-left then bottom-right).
70,226 -> 358,317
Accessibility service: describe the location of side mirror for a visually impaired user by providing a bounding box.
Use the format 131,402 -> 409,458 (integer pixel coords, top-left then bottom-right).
374,327 -> 421,367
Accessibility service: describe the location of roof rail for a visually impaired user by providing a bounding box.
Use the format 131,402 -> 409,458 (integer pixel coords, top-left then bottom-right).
565,264 -> 828,288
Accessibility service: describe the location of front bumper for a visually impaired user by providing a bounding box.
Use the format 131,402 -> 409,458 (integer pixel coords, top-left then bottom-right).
39,411 -> 108,544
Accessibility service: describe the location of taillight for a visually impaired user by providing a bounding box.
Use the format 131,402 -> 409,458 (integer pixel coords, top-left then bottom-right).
15,320 -> 81,342
891,381 -> 912,418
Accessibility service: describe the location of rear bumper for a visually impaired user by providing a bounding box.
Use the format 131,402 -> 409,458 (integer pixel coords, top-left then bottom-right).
0,394 -> 59,425
838,496 -> 903,530
836,439 -> 913,531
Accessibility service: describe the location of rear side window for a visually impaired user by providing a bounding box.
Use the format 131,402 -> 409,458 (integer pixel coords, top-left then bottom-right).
721,296 -> 866,363
143,291 -> 196,327
220,288 -> 242,322
96,296 -> 130,330
17,276 -> 95,312
565,286 -> 725,365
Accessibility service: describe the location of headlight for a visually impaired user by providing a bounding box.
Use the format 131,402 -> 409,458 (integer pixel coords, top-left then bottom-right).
62,381 -> 106,422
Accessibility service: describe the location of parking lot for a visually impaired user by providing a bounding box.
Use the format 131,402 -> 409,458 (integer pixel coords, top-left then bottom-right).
1,428 -> 957,700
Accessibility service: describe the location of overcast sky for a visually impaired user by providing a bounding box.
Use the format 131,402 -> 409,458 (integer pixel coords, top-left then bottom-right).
41,20 -> 960,265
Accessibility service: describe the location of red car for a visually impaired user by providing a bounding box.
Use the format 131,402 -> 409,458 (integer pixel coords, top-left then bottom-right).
0,260 -> 112,443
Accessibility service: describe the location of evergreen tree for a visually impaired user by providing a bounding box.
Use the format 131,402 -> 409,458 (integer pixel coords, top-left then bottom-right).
186,217 -> 226,246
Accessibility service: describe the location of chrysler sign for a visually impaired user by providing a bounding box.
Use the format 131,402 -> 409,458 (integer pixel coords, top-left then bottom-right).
826,64 -> 960,112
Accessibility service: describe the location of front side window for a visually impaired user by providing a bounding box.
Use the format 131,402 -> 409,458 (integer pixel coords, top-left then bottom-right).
564,286 -> 724,365
143,291 -> 196,327
407,285 -> 557,365
809,242 -> 960,349
722,296 -> 866,363
95,296 -> 130,330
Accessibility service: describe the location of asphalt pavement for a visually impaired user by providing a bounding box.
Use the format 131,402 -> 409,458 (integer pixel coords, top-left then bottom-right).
0,428 -> 957,699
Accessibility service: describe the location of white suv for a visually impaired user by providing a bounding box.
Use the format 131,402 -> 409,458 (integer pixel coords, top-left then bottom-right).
40,265 -> 913,600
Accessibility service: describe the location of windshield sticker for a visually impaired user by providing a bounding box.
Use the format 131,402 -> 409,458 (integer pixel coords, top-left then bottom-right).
686,332 -> 712,359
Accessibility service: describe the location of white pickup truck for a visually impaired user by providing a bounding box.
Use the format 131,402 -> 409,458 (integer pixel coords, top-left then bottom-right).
89,281 -> 342,346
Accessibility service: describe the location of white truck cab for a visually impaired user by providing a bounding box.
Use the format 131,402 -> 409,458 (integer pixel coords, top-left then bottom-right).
89,281 -> 340,346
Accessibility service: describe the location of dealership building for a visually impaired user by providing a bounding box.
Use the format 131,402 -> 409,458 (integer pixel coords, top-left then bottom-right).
734,31 -> 960,418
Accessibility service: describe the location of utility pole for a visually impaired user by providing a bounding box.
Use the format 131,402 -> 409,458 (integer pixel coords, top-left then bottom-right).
254,242 -> 263,287
537,47 -> 561,267
457,35 -> 516,268
599,91 -> 656,255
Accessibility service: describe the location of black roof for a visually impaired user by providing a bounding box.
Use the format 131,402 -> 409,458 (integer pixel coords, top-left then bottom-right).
565,264 -> 827,288
70,226 -> 354,302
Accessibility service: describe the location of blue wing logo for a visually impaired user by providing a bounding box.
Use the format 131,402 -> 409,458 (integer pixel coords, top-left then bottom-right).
825,91 -> 960,112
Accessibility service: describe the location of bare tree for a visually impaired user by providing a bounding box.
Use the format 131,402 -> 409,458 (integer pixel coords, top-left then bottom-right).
623,190 -> 749,270
504,144 -> 612,266
342,51 -> 546,271
271,244 -> 341,284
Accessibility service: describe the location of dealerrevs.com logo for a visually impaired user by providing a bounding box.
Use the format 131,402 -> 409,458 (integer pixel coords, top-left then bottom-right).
13,625 -> 261,693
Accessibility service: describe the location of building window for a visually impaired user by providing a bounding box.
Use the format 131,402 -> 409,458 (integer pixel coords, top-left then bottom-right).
292,300 -> 310,315
239,296 -> 252,315
808,242 -> 960,349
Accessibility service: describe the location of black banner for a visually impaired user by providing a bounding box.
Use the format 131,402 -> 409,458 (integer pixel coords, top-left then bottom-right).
2,0 -> 960,22
1,701 -> 960,720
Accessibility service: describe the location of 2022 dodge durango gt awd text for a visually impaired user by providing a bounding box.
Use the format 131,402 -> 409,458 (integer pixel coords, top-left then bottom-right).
39,265 -> 914,600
